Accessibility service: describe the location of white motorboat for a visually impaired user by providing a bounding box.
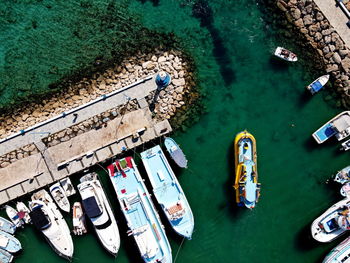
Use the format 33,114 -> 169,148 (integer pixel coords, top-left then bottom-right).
334,165 -> 350,185
29,190 -> 74,260
323,236 -> 350,263
49,182 -> 70,213
0,230 -> 21,253
78,173 -> 120,256
0,217 -> 16,235
16,202 -> 31,224
274,47 -> 298,62
60,177 -> 76,197
72,202 -> 87,236
306,74 -> 330,95
311,198 -> 350,243
341,183 -> 350,198
5,205 -> 23,228
341,138 -> 350,151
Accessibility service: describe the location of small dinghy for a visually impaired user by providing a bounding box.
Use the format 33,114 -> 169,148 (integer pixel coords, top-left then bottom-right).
49,182 -> 70,213
16,202 -> 31,224
306,75 -> 330,95
0,248 -> 13,263
72,202 -> 87,236
59,177 -> 76,197
0,230 -> 21,253
164,137 -> 188,168
5,206 -> 23,228
274,47 -> 297,62
0,218 -> 16,235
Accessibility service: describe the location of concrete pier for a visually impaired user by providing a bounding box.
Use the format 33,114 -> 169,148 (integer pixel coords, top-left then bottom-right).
0,75 -> 172,204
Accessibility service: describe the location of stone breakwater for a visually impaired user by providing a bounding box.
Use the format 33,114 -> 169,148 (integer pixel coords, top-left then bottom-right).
277,0 -> 350,106
0,49 -> 196,140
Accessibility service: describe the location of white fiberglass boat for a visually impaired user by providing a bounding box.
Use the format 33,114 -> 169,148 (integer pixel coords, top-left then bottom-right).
306,74 -> 330,95
29,189 -> 74,260
5,205 -> 23,228
312,198 -> 350,243
16,202 -> 31,224
78,173 -> 120,256
49,182 -> 70,213
72,202 -> 87,236
274,47 -> 297,62
60,177 -> 76,197
323,236 -> 350,263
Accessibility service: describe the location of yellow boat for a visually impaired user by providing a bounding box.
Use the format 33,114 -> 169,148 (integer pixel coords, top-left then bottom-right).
233,130 -> 260,209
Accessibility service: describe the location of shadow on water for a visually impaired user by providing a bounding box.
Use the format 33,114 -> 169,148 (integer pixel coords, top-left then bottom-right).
223,141 -> 244,219
136,0 -> 159,7
294,222 -> 320,252
268,57 -> 290,72
192,0 -> 236,86
303,137 -> 320,153
297,90 -> 312,108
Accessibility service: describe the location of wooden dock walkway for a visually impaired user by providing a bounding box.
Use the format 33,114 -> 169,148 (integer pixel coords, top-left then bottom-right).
0,75 -> 172,205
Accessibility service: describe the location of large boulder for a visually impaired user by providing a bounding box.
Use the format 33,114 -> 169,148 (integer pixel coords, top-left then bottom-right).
333,52 -> 342,64
341,57 -> 350,72
326,63 -> 339,73
303,15 -> 313,26
291,8 -> 301,20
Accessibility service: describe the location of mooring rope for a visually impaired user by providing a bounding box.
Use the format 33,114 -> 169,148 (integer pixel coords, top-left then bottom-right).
174,236 -> 186,263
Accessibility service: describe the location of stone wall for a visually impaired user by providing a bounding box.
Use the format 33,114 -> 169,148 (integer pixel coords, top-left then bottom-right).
277,0 -> 350,106
0,143 -> 39,168
0,49 -> 195,140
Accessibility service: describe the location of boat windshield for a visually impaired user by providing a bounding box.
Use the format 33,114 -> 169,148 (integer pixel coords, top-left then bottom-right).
82,196 -> 102,219
29,207 -> 51,230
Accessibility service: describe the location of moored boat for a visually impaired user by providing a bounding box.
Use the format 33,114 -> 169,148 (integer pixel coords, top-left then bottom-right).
311,198 -> 350,243
107,157 -> 172,263
323,236 -> 350,263
0,217 -> 16,235
78,173 -> 120,256
141,146 -> 194,239
60,177 -> 76,197
274,47 -> 297,62
29,189 -> 74,260
16,202 -> 31,224
0,230 -> 21,253
306,74 -> 330,95
312,111 -> 350,144
49,182 -> 70,213
341,138 -> 350,151
72,202 -> 87,236
5,206 -> 23,228
341,183 -> 350,198
334,165 -> 350,185
0,248 -> 13,263
164,137 -> 188,169
233,130 -> 261,209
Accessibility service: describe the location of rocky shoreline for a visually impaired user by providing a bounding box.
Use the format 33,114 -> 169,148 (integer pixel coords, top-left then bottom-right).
0,49 -> 198,141
277,0 -> 350,106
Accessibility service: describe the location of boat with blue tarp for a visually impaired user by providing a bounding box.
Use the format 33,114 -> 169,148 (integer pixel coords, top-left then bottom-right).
0,248 -> 13,263
107,157 -> 172,263
234,130 -> 260,209
323,236 -> 350,263
164,137 -> 188,169
0,217 -> 16,235
141,145 -> 194,239
312,111 -> 350,144
307,75 -> 329,95
0,230 -> 21,253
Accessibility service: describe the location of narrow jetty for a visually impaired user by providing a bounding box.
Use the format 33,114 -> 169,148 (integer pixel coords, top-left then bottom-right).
0,75 -> 172,205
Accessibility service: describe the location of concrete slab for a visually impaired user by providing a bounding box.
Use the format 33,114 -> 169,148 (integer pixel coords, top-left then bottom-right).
22,179 -> 40,193
154,120 -> 172,136
7,184 -> 24,200
110,141 -> 127,155
0,153 -> 48,191
66,160 -> 84,175
81,155 -> 96,168
125,136 -> 143,149
95,147 -> 113,162
36,172 -> 54,187
137,98 -> 149,109
140,128 -> 157,143
0,191 -> 9,204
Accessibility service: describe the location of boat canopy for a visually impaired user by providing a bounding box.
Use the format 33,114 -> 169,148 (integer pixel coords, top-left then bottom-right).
30,208 -> 51,230
82,196 -> 102,219
310,81 -> 323,93
333,116 -> 350,133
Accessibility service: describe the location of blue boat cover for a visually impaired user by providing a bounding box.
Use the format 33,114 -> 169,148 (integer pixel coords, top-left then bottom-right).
82,197 -> 102,219
311,81 -> 323,93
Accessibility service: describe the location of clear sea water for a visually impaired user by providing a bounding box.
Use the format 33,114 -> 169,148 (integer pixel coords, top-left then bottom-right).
2,0 -> 350,262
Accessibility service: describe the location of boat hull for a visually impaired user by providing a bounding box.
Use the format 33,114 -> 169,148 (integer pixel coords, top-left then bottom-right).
0,217 -> 16,235
141,145 -> 194,239
306,74 -> 330,95
233,131 -> 260,209
274,47 -> 298,62
323,236 -> 350,263
0,230 -> 21,253
164,137 -> 188,168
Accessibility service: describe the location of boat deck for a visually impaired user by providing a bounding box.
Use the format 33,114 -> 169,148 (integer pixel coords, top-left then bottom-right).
141,146 -> 194,237
313,123 -> 336,143
108,158 -> 171,262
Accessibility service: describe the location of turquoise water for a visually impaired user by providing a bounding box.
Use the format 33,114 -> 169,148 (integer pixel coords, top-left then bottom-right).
3,0 -> 350,262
